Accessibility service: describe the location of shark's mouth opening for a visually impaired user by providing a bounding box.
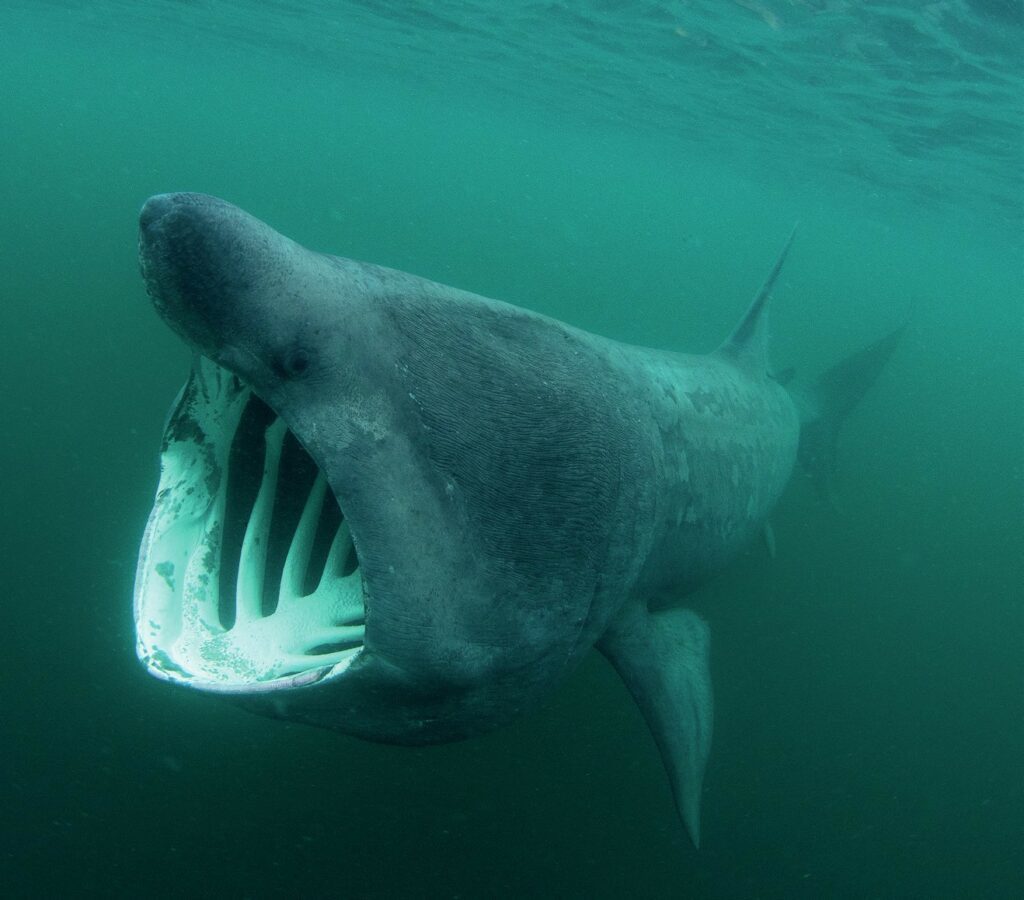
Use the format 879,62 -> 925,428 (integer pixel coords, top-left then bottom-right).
134,356 -> 365,692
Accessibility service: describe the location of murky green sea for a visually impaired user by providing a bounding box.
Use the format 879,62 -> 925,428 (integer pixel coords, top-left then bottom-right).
2,1 -> 1021,897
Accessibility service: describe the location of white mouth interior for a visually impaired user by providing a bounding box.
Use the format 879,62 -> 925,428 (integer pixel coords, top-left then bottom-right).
134,356 -> 365,690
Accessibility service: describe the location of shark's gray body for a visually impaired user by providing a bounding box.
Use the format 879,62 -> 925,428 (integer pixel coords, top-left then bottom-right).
134,193 -> 897,847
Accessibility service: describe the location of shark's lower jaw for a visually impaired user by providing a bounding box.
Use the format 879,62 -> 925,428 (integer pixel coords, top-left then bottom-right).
134,356 -> 366,692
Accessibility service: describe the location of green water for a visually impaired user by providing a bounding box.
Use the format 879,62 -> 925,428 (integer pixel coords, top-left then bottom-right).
1,2 -> 1021,897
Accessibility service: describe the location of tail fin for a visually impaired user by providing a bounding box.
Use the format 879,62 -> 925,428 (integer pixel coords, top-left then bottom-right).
795,326 -> 904,499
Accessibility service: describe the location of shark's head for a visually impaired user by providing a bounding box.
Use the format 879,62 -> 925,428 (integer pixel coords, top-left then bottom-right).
135,193 -> 648,743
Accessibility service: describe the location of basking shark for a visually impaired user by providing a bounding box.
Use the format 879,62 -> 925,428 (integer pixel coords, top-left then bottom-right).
134,193 -> 899,847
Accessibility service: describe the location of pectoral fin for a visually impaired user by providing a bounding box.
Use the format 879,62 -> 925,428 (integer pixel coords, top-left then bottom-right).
598,604 -> 712,848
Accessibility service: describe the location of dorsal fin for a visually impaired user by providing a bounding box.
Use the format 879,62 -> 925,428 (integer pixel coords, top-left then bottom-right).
716,225 -> 798,375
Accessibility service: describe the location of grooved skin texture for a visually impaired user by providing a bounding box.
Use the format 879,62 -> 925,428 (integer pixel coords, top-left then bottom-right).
388,296 -> 624,586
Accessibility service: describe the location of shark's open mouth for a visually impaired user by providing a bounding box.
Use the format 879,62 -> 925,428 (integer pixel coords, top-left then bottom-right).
134,355 -> 365,692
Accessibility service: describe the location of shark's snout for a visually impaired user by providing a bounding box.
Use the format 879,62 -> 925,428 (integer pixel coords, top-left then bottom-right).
137,193 -> 176,289
138,192 -> 269,359
138,193 -> 207,331
138,192 -> 226,267
139,192 -> 177,232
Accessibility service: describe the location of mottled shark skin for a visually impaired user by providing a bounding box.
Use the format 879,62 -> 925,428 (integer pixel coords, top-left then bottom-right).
134,193 -> 898,848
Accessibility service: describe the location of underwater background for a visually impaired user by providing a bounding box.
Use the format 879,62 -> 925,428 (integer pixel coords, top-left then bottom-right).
1,1 -> 1021,897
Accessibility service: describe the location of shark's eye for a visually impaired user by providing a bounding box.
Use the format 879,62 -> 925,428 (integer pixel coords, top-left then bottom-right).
284,347 -> 312,378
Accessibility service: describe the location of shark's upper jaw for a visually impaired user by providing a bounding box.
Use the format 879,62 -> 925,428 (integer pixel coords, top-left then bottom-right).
134,354 -> 368,693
